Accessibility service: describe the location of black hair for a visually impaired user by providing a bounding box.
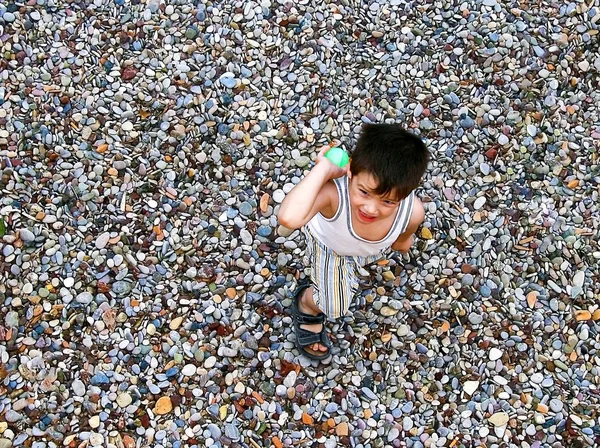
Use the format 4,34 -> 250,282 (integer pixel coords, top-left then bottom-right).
350,123 -> 429,199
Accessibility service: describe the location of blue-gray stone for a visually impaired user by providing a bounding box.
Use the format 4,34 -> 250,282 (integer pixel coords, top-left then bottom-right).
325,403 -> 339,413
207,404 -> 220,417
419,119 -> 433,130
91,373 -> 110,385
257,225 -> 272,237
416,343 -> 428,354
207,424 -> 222,439
220,77 -> 236,88
239,202 -> 253,216
402,401 -> 414,413
469,313 -> 483,325
112,281 -> 132,296
362,387 -> 379,401
166,367 -> 179,378
224,424 -> 240,441
19,229 -> 36,242
533,46 -> 546,57
460,117 -> 475,128
462,274 -> 474,286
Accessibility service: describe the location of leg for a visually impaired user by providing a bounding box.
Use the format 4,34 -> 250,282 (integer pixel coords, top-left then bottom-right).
297,285 -> 328,353
290,283 -> 332,360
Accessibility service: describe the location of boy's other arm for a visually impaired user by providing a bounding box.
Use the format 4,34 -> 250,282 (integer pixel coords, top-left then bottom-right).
277,161 -> 342,230
391,198 -> 424,253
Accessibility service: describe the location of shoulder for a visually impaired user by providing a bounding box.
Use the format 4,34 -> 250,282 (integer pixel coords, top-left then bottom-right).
318,179 -> 342,219
408,196 -> 424,226
390,196 -> 424,252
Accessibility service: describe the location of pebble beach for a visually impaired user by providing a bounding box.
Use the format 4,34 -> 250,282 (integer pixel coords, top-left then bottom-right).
1,0 -> 600,447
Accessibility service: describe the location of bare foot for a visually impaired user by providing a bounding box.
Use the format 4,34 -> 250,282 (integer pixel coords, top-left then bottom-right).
297,286 -> 329,354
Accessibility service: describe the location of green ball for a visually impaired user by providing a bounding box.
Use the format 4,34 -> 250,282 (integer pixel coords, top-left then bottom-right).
324,146 -> 349,167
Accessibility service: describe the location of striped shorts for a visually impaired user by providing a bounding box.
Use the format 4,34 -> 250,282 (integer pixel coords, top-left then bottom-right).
303,227 -> 386,319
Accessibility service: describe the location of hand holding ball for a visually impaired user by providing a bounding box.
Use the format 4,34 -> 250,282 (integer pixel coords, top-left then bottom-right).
324,146 -> 349,168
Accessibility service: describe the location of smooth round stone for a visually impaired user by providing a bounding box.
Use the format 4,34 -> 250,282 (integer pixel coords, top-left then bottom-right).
76,292 -> 93,305
182,364 -> 196,376
89,415 -> 100,429
3,12 -> 16,22
273,189 -> 285,203
112,281 -> 132,295
468,314 -> 483,325
204,356 -> 217,368
72,379 -> 86,397
116,392 -> 132,408
89,433 -> 103,447
388,427 -> 400,441
549,399 -> 563,412
325,403 -> 339,413
95,232 -> 110,249
220,76 -> 237,88
473,197 -> 486,210
224,424 -> 240,440
207,424 -> 221,439
542,378 -> 554,388
20,229 -> 36,242
530,373 -> 544,384
63,277 -> 75,288
239,202 -> 253,216
489,348 -> 503,361
257,225 -> 272,237
185,27 -> 198,39
462,274 -> 474,286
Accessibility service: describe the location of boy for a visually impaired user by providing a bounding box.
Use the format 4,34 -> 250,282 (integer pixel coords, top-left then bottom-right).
277,123 -> 430,360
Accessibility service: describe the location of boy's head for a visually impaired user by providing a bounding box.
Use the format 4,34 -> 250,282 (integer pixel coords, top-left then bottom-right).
349,123 -> 429,200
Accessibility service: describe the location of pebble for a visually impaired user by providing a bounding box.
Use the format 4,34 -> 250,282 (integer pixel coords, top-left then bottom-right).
0,1 -> 597,447
489,348 -> 503,361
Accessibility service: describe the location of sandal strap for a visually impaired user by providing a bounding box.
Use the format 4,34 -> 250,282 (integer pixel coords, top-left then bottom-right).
296,325 -> 332,350
295,311 -> 325,325
292,283 -> 325,325
296,326 -> 324,346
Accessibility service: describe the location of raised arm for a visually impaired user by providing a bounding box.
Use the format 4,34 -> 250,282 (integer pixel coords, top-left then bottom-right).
277,147 -> 347,230
391,197 -> 424,253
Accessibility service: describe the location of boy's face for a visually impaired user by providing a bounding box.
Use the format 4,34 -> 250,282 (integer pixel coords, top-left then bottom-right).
347,171 -> 401,225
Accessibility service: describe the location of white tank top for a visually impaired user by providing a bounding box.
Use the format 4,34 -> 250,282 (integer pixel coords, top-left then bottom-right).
306,176 -> 415,257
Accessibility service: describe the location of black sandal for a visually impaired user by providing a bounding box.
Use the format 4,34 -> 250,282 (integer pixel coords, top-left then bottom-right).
290,283 -> 332,360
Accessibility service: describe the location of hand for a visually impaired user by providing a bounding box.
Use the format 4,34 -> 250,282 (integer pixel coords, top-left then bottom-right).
316,146 -> 349,179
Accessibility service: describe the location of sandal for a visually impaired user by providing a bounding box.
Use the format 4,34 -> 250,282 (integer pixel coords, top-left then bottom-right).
290,283 -> 332,360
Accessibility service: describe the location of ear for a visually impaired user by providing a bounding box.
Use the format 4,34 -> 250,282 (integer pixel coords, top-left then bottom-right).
346,160 -> 352,178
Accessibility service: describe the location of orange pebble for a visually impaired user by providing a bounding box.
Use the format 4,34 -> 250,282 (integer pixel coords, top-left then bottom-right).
302,412 -> 313,425
575,310 -> 592,321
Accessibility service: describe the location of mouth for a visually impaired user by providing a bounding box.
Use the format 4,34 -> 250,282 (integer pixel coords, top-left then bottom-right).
358,210 -> 377,223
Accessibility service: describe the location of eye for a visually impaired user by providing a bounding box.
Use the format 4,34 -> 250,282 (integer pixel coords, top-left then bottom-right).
383,200 -> 397,205
359,189 -> 369,196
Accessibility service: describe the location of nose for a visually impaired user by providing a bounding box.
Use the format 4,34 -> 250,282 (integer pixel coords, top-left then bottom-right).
364,201 -> 378,215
